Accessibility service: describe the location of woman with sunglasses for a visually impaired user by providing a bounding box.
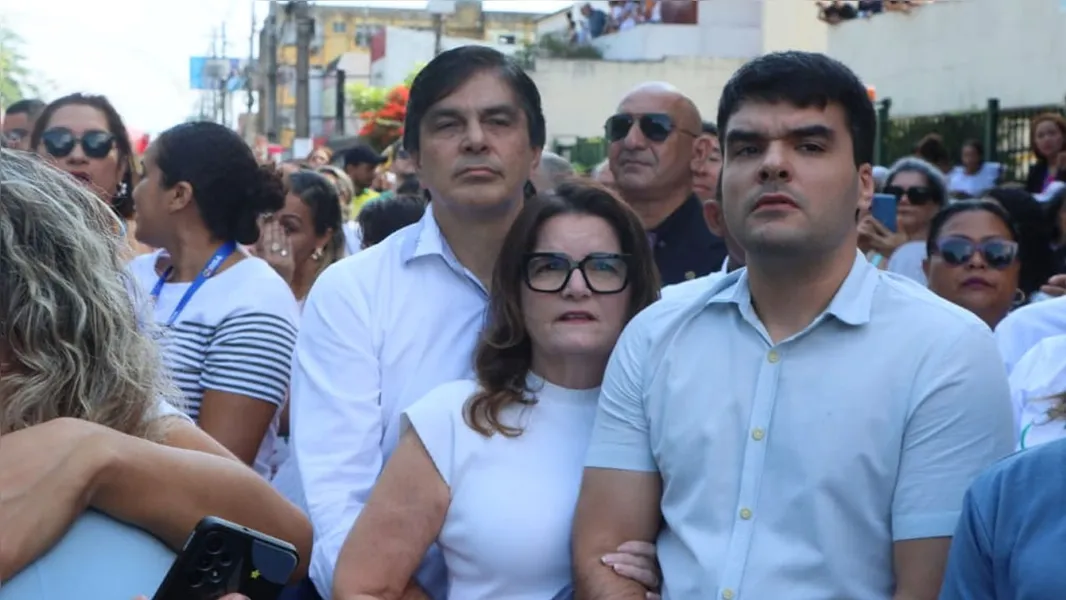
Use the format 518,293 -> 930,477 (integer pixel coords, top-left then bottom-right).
859,157 -> 948,284
923,200 -> 1021,331
332,181 -> 664,600
30,93 -> 151,260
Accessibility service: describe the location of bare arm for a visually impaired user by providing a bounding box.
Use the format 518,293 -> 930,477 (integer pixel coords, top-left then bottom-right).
333,429 -> 448,600
573,468 -> 662,600
892,538 -> 952,600
198,390 -> 278,466
92,418 -> 312,582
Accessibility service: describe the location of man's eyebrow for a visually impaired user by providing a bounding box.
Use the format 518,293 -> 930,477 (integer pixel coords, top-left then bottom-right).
725,124 -> 835,144
425,104 -> 518,119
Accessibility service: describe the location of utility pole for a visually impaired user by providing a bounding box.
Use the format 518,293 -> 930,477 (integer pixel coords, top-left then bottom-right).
264,2 -> 279,142
294,0 -> 313,139
209,26 -> 221,124
245,0 -> 256,141
432,13 -> 444,56
219,22 -> 229,128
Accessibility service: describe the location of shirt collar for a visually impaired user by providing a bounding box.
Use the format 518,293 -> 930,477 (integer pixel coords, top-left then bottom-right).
704,250 -> 878,327
401,207 -> 450,264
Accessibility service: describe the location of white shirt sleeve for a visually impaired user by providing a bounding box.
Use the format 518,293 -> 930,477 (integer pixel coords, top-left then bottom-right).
401,381 -> 477,488
584,313 -> 658,472
890,322 -> 1015,541
152,396 -> 192,422
290,262 -> 382,597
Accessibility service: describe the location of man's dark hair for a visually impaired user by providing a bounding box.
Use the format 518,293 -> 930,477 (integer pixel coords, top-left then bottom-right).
403,45 -> 545,153
6,98 -> 45,119
716,51 -> 875,166
701,121 -> 718,137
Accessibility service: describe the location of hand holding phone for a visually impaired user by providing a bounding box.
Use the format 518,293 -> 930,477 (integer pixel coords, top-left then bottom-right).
870,193 -> 898,233
152,517 -> 299,600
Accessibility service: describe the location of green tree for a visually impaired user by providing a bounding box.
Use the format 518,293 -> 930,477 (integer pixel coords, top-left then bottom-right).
345,65 -> 425,116
0,26 -> 34,107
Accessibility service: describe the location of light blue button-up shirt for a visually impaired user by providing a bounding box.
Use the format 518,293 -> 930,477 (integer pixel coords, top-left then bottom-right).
291,209 -> 488,599
586,251 -> 1014,600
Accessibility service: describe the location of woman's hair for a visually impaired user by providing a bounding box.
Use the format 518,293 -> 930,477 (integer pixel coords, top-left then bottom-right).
884,156 -> 949,206
925,199 -> 1018,257
0,149 -> 175,438
307,147 -> 332,162
1030,113 -> 1066,162
288,170 -> 347,268
464,180 -> 661,438
914,133 -> 950,169
356,194 -> 427,247
29,93 -> 137,219
154,122 -> 285,245
1046,186 -> 1066,242
317,164 -> 356,201
983,187 -> 1056,296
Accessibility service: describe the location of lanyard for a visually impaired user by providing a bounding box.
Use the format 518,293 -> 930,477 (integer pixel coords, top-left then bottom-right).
150,241 -> 238,327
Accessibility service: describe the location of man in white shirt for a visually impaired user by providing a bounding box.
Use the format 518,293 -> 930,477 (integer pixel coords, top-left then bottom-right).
289,45 -> 545,599
573,50 -> 1013,599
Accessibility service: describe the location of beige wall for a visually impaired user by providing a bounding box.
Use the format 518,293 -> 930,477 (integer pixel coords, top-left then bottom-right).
531,57 -> 747,142
761,0 -> 829,54
827,0 -> 1066,116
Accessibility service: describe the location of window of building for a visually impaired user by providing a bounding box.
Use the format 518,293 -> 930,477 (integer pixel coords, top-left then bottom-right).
332,21 -> 347,34
497,33 -> 517,45
354,24 -> 381,47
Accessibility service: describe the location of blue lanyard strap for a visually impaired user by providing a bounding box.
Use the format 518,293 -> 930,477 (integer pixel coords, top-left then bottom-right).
150,241 -> 238,327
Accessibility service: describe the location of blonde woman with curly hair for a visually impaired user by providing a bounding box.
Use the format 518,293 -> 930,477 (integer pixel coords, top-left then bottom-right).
0,149 -> 311,599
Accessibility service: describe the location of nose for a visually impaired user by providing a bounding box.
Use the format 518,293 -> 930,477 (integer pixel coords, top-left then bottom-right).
65,142 -> 89,164
965,247 -> 988,270
756,142 -> 792,183
622,119 -> 647,150
461,121 -> 489,154
561,266 -> 593,299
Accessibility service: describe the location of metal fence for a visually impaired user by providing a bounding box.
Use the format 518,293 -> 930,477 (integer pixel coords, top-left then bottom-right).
877,99 -> 1064,182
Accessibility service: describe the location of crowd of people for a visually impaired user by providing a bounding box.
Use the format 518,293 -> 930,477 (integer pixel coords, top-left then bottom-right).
817,0 -> 933,24
4,42 -> 1066,600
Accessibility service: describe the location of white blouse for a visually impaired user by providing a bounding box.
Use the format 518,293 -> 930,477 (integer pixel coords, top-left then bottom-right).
1010,333 -> 1066,450
403,374 -> 599,599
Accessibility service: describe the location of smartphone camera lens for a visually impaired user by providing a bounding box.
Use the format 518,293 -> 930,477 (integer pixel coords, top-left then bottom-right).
218,552 -> 233,567
195,553 -> 214,571
186,570 -> 205,588
204,532 -> 225,555
208,569 -> 225,584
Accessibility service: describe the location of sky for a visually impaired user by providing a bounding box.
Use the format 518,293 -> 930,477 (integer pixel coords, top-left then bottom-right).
1,0 -> 575,135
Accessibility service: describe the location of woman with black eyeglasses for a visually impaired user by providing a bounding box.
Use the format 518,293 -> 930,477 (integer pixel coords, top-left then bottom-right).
923,200 -> 1021,330
858,156 -> 948,284
332,181 -> 664,600
30,93 -> 151,259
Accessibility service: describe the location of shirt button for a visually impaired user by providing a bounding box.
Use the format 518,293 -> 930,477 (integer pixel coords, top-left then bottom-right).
722,589 -> 735,600
767,350 -> 780,363
752,428 -> 765,441
739,508 -> 753,520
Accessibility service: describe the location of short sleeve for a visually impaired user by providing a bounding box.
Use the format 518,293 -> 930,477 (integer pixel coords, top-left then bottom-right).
151,396 -> 192,422
401,380 -> 478,488
584,313 -> 657,472
891,323 -> 1014,541
939,486 -> 997,600
200,311 -> 298,406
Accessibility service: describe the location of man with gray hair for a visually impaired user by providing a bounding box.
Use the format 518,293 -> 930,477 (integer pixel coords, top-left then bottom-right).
531,150 -> 574,193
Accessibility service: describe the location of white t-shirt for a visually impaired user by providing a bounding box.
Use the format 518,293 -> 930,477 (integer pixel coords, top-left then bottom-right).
1009,333 -> 1066,450
886,240 -> 928,286
947,163 -> 1000,199
403,375 -> 599,600
129,252 -> 300,477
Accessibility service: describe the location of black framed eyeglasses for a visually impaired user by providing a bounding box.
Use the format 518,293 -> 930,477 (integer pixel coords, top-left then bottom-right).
604,113 -> 698,144
41,127 -> 116,159
523,252 -> 631,294
933,236 -> 1018,269
883,185 -> 936,205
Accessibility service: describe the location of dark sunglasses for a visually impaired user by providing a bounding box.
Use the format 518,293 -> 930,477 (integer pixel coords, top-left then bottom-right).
934,236 -> 1018,269
41,127 -> 116,159
883,185 -> 936,205
523,252 -> 631,294
604,113 -> 697,143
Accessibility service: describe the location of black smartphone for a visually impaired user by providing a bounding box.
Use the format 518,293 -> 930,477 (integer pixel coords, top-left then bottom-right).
152,516 -> 299,600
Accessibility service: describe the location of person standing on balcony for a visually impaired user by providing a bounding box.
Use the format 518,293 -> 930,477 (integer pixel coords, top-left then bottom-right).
605,82 -> 727,285
580,3 -> 608,39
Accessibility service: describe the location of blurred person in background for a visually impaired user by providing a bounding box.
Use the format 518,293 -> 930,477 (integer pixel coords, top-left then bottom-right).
983,187 -> 1056,303
356,193 -> 428,249
691,120 -> 721,202
0,148 -> 310,599
318,164 -> 364,255
343,144 -> 385,217
2,98 -> 45,151
923,200 -> 1021,330
914,133 -> 951,174
947,139 -> 1001,200
128,122 -> 299,478
592,158 -> 614,188
306,147 -> 333,168
860,156 -> 948,284
1024,113 -> 1066,197
531,150 -> 575,193
30,93 -> 151,259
